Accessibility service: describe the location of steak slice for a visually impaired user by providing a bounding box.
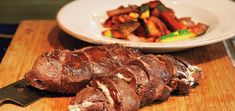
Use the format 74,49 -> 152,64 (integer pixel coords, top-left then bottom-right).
69,87 -> 115,111
127,58 -> 157,104
61,51 -> 92,94
103,44 -> 143,65
127,55 -> 172,102
25,44 -> 142,94
93,77 -> 140,111
157,55 -> 202,94
82,46 -> 120,77
139,55 -> 172,84
112,65 -> 150,107
25,50 -> 68,93
111,66 -> 136,87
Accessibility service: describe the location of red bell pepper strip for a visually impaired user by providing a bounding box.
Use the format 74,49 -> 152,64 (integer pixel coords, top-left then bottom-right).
151,1 -> 187,31
159,11 -> 187,31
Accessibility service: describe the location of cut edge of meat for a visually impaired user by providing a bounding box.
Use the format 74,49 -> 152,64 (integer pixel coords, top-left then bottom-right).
95,80 -> 115,107
163,55 -> 202,94
68,87 -> 115,111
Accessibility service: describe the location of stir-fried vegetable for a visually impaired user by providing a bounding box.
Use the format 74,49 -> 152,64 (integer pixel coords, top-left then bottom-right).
157,29 -> 196,43
140,4 -> 150,19
102,0 -> 209,43
102,21 -> 140,39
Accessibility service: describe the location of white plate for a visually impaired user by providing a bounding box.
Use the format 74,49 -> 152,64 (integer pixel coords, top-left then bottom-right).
57,0 -> 235,52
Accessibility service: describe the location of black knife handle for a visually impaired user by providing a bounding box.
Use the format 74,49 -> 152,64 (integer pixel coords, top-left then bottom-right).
0,79 -> 45,106
0,97 -> 7,105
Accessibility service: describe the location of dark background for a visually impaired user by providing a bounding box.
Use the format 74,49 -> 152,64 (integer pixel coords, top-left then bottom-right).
0,0 -> 72,62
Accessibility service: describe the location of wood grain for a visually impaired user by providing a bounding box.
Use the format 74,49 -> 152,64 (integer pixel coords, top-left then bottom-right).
0,20 -> 235,111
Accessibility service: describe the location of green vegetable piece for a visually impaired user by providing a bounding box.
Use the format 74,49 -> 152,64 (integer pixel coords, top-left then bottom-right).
102,30 -> 112,38
140,4 -> 150,19
159,29 -> 196,43
140,4 -> 149,13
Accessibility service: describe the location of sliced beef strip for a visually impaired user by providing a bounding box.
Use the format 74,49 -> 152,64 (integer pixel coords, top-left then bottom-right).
82,46 -> 120,77
126,58 -> 158,104
25,50 -> 69,93
25,44 -> 142,94
158,55 -> 202,94
139,54 -> 172,84
112,65 -> 151,107
171,80 -> 191,95
155,55 -> 191,94
98,76 -> 140,111
127,55 -> 172,102
111,66 -> 136,87
61,51 -> 92,94
90,79 -> 117,110
156,55 -> 177,89
69,87 -> 115,111
103,44 -> 143,65
155,55 -> 175,79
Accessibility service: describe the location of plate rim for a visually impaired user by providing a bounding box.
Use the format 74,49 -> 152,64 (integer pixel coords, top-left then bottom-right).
56,0 -> 235,50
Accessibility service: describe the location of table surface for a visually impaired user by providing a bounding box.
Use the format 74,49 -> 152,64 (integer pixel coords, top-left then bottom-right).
0,20 -> 235,111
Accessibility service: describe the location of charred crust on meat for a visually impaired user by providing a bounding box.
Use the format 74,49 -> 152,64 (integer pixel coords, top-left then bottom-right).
25,44 -> 202,111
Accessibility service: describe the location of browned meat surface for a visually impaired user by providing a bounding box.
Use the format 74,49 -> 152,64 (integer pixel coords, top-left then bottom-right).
157,55 -> 202,94
127,54 -> 173,102
111,65 -> 152,107
100,77 -> 140,111
82,46 -> 120,77
61,51 -> 92,94
70,53 -> 201,111
25,44 -> 202,111
111,15 -> 135,24
107,5 -> 139,17
110,21 -> 140,39
25,44 -> 142,94
189,23 -> 209,36
179,17 -> 209,36
25,50 -> 69,93
179,17 -> 196,28
103,44 -> 143,65
69,87 -> 115,111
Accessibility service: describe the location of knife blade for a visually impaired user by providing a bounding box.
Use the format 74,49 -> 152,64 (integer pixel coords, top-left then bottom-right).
0,79 -> 46,107
223,38 -> 235,68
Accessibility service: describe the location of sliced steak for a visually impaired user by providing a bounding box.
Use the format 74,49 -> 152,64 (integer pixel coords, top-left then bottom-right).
127,58 -> 157,104
96,77 -> 140,111
112,65 -> 150,107
127,54 -> 172,102
103,44 -> 142,65
61,51 -> 92,94
82,46 -> 120,77
25,44 -> 202,110
156,55 -> 177,89
139,54 -> 172,84
69,87 -> 115,111
25,44 -> 141,94
25,50 -> 68,93
111,66 -> 136,87
158,55 -> 202,94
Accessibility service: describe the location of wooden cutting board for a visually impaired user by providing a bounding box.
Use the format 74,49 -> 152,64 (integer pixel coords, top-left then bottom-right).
0,20 -> 235,111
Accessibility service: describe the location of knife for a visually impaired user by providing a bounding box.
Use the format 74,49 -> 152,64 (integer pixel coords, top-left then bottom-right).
0,79 -> 46,107
224,38 -> 235,68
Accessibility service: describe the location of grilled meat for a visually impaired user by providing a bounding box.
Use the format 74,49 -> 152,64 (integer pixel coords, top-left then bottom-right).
25,44 -> 142,94
25,44 -> 202,111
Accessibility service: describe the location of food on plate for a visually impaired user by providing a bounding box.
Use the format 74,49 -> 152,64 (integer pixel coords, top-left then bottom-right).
102,0 -> 209,42
25,44 -> 202,111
